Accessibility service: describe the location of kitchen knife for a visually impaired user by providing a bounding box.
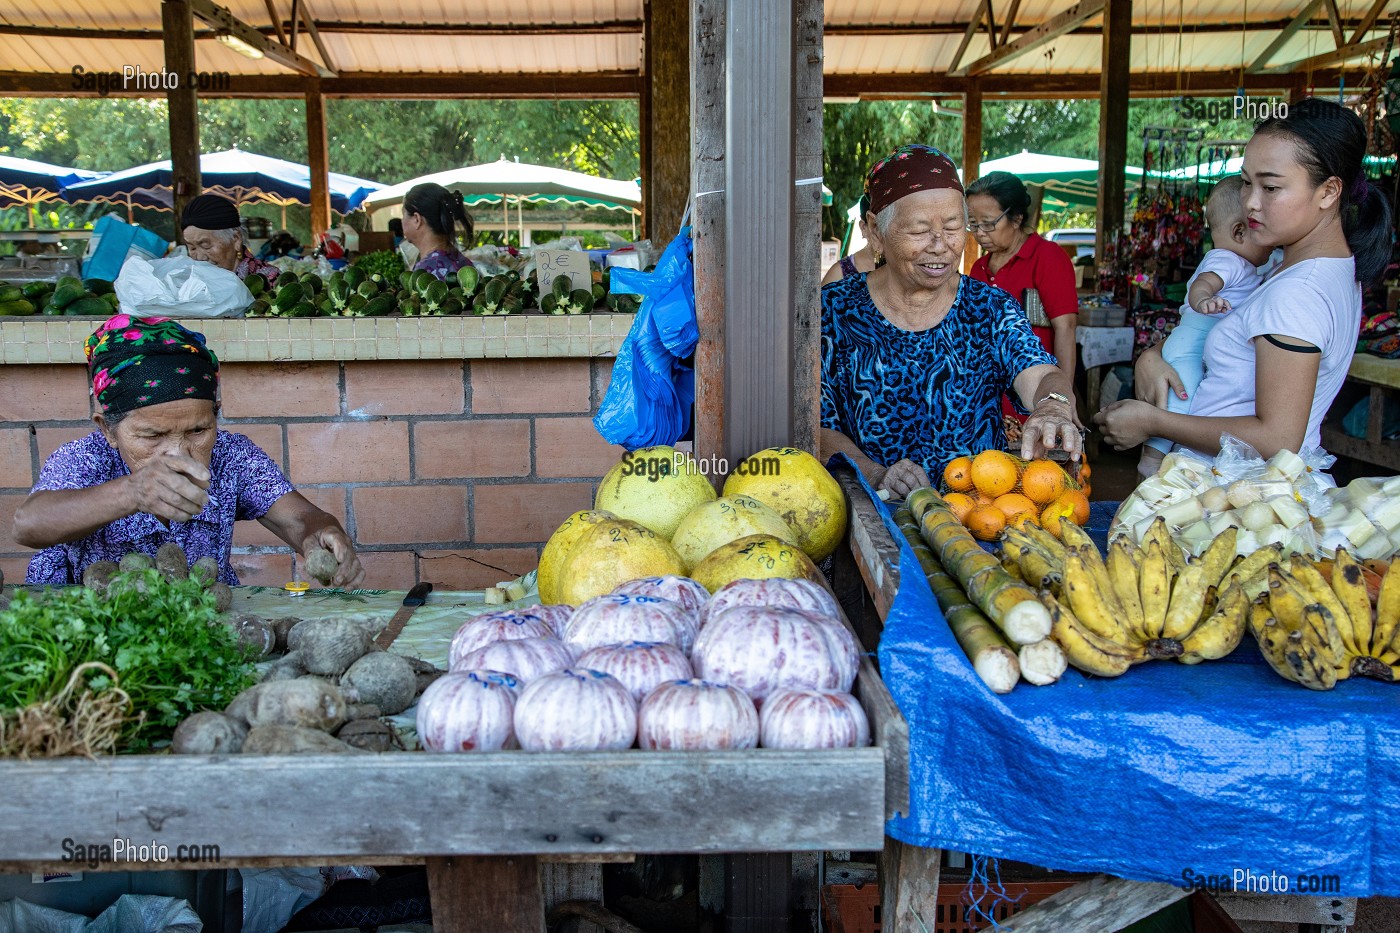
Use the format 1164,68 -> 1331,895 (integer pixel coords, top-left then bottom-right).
374,581 -> 433,650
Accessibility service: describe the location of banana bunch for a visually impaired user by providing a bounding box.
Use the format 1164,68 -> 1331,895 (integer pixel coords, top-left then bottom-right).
1002,517 -> 1283,676
1248,549 -> 1400,690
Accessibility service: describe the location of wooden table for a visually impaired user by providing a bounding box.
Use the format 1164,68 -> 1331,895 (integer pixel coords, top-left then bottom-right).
0,487 -> 910,933
1321,354 -> 1400,472
836,470 -> 1358,933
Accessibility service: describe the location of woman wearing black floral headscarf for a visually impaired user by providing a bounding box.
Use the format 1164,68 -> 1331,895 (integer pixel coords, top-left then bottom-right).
14,314 -> 363,588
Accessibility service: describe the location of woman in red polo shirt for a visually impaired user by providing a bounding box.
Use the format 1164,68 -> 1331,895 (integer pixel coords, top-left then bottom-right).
966,171 -> 1079,422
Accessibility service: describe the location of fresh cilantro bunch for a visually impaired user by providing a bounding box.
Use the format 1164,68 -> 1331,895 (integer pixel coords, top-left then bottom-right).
0,569 -> 258,751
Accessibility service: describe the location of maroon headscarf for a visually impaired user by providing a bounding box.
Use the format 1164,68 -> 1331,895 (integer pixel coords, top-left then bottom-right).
864,144 -> 964,216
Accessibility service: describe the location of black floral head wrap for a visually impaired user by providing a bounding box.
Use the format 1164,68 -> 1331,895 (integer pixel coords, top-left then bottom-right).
84,315 -> 220,416
864,144 -> 964,216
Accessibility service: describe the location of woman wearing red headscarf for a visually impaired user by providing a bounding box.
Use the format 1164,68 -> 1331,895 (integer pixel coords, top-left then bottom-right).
818,145 -> 1081,499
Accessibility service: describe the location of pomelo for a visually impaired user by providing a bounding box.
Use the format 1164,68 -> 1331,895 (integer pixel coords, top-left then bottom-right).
595,446 -> 717,539
557,518 -> 687,606
538,509 -> 615,604
670,494 -> 796,571
690,534 -> 823,593
722,447 -> 847,561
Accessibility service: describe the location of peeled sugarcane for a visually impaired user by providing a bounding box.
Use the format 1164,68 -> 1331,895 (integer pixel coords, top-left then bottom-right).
1017,639 -> 1068,686
895,507 -> 1020,693
906,488 -> 1052,645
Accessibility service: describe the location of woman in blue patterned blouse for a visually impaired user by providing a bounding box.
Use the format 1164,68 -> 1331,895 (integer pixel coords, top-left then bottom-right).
820,145 -> 1081,499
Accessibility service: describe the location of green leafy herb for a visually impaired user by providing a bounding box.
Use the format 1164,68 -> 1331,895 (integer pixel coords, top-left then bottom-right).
0,570 -> 258,752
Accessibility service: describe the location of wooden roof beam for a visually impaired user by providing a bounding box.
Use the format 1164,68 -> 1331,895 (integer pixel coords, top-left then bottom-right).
984,0 -> 1000,49
950,0 -> 1106,78
296,0 -> 336,73
822,69 -> 1330,98
1321,0 -> 1346,48
1000,0 -> 1024,47
1349,0 -> 1391,44
188,0 -> 334,78
1248,0 -> 1323,72
1254,33 -> 1391,74
948,0 -> 990,75
262,0 -> 287,45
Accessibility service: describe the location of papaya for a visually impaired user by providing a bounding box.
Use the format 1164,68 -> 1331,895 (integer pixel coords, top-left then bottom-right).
82,278 -> 115,295
65,296 -> 112,316
0,299 -> 37,316
48,283 -> 86,309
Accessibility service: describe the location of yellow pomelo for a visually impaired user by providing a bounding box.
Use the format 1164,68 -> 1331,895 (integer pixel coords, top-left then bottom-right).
670,494 -> 797,571
557,518 -> 687,606
538,509 -> 616,604
690,534 -> 823,593
594,445 -> 718,539
722,447 -> 847,561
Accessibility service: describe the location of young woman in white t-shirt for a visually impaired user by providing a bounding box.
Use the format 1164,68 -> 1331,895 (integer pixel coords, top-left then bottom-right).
1096,97 -> 1392,459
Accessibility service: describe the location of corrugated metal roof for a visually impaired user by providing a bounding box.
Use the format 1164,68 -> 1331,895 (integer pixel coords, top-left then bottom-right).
0,0 -> 1390,80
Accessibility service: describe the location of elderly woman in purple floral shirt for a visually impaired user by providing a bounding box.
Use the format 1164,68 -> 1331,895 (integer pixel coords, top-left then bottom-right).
13,315 -> 364,588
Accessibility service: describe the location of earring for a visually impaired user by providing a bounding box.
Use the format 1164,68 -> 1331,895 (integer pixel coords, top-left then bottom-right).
872,249 -> 883,264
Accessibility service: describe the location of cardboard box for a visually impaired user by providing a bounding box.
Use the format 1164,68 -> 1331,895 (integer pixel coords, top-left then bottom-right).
356,231 -> 394,255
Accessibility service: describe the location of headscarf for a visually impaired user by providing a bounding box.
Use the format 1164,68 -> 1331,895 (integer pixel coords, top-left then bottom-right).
84,315 -> 219,416
180,193 -> 241,231
864,144 -> 964,216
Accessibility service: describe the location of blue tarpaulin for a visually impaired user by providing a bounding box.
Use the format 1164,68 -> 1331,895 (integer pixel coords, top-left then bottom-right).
864,470 -> 1400,897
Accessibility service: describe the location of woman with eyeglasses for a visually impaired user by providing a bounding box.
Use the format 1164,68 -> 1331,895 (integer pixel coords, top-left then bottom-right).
819,145 -> 1081,500
965,172 -> 1080,426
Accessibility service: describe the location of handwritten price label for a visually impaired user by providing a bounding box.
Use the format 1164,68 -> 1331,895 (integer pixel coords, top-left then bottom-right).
534,249 -> 592,294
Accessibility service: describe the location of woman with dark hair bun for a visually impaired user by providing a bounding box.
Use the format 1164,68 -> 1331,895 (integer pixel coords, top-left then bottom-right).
402,182 -> 475,281
1099,97 -> 1394,459
965,170 -> 1080,424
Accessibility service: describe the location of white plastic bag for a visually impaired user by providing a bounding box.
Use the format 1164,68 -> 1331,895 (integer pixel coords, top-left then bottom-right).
115,254 -> 252,319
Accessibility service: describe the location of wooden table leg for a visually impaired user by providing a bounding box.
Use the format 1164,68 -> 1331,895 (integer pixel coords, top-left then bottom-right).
880,836 -> 941,932
1084,364 -> 1104,461
427,854 -> 545,932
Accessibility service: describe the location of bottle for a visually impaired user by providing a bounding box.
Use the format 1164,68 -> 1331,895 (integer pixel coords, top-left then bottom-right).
1021,287 -> 1051,328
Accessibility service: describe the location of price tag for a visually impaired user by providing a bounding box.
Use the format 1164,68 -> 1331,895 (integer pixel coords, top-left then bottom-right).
534,249 -> 592,294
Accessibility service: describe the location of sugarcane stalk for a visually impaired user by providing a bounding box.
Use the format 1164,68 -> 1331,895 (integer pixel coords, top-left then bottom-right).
909,488 -> 1053,646
1017,638 -> 1067,686
896,508 -> 1019,694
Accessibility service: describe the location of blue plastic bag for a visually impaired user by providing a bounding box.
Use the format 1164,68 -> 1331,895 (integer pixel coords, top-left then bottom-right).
594,229 -> 698,449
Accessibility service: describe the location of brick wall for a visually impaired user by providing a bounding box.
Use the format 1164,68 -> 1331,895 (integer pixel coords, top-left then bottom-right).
0,358 -> 621,589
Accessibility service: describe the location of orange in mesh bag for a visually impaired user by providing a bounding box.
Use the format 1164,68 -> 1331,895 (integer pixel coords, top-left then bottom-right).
940,451 -> 1086,541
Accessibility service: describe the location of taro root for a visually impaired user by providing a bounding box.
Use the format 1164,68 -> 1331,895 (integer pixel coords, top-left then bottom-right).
225,679 -> 347,732
155,542 -> 189,582
82,560 -> 120,595
269,617 -> 303,654
345,703 -> 382,721
340,652 -> 417,716
261,651 -> 308,683
289,618 -> 373,676
211,582 -> 233,613
171,711 -> 248,754
336,718 -> 395,753
243,724 -> 363,755
191,556 -> 220,586
228,615 -> 275,656
118,552 -> 155,573
304,547 -> 339,586
401,655 -> 447,697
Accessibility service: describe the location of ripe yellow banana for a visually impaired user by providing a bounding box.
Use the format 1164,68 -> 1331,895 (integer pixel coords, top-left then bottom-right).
1022,521 -> 1068,564
1370,556 -> 1400,655
1063,549 -> 1129,642
1057,519 -> 1094,553
1001,531 -> 1027,565
1179,581 -> 1248,663
1331,548 -> 1374,655
1289,616 -> 1339,690
1107,537 -> 1147,641
1287,554 -> 1360,657
1265,565 -> 1310,636
1196,527 -> 1239,590
1143,516 -> 1188,577
1044,591 -> 1137,677
1298,601 -> 1344,670
1161,559 -> 1213,642
1229,543 -> 1285,591
1139,538 -> 1171,640
1250,593 -> 1297,683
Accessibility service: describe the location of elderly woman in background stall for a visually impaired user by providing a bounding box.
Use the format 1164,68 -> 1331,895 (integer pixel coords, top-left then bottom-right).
12,315 -> 364,588
180,193 -> 280,281
819,144 -> 1081,500
965,171 -> 1079,425
402,182 -> 475,281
